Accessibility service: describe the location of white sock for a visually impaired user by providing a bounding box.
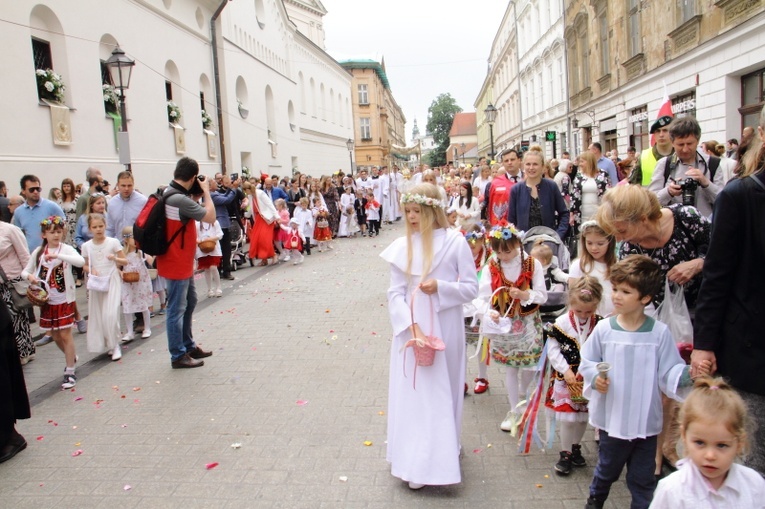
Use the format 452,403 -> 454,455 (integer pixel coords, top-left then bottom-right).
204,269 -> 213,291
560,421 -> 588,452
506,367 -> 520,409
141,310 -> 151,331
210,268 -> 221,291
477,358 -> 488,379
520,369 -> 535,402
124,314 -> 134,335
65,366 -> 75,375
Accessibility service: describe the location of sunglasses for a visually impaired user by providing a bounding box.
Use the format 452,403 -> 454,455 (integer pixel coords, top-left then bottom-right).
27,187 -> 42,193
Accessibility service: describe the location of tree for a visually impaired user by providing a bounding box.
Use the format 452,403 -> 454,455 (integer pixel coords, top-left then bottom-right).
426,93 -> 462,167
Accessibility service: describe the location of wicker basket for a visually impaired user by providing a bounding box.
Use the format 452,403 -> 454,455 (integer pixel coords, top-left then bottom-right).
122,271 -> 140,283
26,285 -> 49,307
412,340 -> 437,367
199,239 -> 217,253
567,381 -> 588,404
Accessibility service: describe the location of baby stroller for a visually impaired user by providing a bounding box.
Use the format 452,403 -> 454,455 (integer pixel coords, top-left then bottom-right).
229,219 -> 247,271
522,226 -> 570,321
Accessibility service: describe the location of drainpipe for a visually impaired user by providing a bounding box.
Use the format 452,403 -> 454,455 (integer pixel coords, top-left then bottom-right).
211,0 -> 232,174
562,0 -> 571,155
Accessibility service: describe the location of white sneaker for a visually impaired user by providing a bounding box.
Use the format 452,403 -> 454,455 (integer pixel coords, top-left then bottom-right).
283,255 -> 291,262
121,332 -> 135,342
408,482 -> 425,490
111,344 -> 122,361
500,410 -> 519,434
141,329 -> 152,339
207,290 -> 214,298
215,289 -> 223,297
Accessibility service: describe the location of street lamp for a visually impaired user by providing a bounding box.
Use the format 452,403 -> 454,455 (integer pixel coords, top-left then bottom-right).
106,46 -> 135,171
346,138 -> 355,176
460,142 -> 466,165
484,103 -> 497,161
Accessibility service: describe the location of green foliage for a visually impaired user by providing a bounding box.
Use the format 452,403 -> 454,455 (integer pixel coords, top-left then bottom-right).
426,93 -> 462,166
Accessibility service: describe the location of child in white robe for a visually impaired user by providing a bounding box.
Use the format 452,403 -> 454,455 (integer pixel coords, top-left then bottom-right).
379,183 -> 478,490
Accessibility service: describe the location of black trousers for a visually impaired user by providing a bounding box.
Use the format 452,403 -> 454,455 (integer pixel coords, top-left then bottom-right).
220,227 -> 232,275
368,220 -> 380,235
302,237 -> 312,255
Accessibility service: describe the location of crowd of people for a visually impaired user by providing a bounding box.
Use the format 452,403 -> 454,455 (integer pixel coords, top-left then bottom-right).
379,112 -> 765,508
1,110 -> 763,508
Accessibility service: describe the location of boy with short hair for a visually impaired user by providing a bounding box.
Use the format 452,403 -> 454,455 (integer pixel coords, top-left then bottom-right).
579,255 -> 708,509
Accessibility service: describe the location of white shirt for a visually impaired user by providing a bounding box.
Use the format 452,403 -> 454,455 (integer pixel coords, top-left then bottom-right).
474,251 -> 548,316
580,317 -> 690,440
568,258 -> 614,317
650,458 -> 765,509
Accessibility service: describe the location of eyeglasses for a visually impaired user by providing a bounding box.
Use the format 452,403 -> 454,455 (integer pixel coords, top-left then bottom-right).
27,187 -> 42,193
122,234 -> 133,238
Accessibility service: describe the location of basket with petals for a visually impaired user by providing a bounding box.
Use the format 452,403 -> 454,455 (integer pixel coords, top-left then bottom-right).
199,240 -> 217,253
26,284 -> 49,307
122,271 -> 140,283
567,381 -> 587,404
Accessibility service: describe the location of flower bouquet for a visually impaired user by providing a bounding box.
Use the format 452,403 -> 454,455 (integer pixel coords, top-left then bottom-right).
167,101 -> 182,124
36,69 -> 66,103
201,109 -> 213,129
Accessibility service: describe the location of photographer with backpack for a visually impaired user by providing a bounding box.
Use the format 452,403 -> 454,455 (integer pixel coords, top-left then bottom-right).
151,158 -> 216,369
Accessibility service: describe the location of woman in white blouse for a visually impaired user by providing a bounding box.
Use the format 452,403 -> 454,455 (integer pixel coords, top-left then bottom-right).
455,181 -> 480,231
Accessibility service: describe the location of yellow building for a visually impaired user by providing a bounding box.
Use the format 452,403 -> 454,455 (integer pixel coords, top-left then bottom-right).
340,59 -> 406,171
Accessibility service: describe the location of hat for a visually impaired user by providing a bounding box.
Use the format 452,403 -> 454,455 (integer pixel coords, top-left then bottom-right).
260,172 -> 269,180
650,115 -> 672,134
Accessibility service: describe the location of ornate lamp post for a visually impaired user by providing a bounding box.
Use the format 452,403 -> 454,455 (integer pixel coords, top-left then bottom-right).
484,103 -> 497,161
460,142 -> 466,165
346,138 -> 355,176
106,47 -> 135,170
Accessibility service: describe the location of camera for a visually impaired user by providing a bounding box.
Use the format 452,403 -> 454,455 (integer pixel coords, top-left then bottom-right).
230,173 -> 238,181
197,175 -> 206,182
676,178 -> 698,207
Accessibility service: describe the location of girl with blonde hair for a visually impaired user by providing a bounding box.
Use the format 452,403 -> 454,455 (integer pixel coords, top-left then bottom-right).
380,183 -> 478,490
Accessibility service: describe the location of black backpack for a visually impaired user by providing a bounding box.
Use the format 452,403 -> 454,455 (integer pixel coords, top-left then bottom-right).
133,187 -> 188,256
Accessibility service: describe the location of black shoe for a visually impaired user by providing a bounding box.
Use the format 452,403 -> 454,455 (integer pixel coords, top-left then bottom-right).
571,444 -> 586,467
187,346 -> 213,359
584,497 -> 604,509
222,273 -> 235,280
555,451 -> 573,475
0,432 -> 27,464
171,354 -> 204,369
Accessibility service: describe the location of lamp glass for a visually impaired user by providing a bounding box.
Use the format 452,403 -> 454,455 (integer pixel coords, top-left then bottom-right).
346,138 -> 354,151
106,47 -> 135,91
484,103 -> 497,125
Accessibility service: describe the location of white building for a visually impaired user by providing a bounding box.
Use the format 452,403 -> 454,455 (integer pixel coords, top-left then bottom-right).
0,0 -> 352,196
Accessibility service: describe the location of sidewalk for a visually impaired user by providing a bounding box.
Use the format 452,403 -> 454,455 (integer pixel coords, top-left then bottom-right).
1,224 -> 631,508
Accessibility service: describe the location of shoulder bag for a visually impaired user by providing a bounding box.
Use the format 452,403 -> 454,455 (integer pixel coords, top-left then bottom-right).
0,264 -> 32,311
87,245 -> 112,292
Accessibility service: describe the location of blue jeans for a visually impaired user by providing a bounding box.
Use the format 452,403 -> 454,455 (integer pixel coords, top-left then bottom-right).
165,277 -> 198,361
589,431 -> 657,509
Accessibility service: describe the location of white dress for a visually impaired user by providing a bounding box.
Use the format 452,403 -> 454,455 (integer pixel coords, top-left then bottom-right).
568,258 -> 614,317
337,193 -> 354,237
121,251 -> 153,314
83,237 -> 123,353
580,177 -> 599,222
380,228 -> 478,486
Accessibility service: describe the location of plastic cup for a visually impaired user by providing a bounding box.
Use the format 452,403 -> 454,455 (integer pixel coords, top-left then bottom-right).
597,362 -> 611,379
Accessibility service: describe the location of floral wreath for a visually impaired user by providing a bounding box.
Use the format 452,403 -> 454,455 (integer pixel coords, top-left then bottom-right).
400,193 -> 443,208
464,227 -> 486,244
40,216 -> 65,227
488,221 -> 523,241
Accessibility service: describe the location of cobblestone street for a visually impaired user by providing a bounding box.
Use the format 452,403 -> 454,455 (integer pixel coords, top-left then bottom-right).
1,223 -> 630,508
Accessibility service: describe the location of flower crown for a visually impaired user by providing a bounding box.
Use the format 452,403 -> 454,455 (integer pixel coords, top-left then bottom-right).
40,216 -> 64,228
489,222 -> 523,241
464,227 -> 486,243
400,193 -> 443,208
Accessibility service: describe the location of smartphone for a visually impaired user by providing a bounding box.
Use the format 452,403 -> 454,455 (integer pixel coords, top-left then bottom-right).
230,173 -> 238,181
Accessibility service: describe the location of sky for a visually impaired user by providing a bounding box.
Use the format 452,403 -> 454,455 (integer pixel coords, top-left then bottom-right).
322,0 -> 510,146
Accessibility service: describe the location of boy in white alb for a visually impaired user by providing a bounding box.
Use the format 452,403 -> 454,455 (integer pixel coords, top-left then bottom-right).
579,255 -> 708,509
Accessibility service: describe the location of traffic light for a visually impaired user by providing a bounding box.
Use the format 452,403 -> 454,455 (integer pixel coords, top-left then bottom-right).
545,131 -> 556,142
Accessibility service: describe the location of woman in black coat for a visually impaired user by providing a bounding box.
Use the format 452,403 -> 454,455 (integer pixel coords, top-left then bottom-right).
0,297 -> 30,464
691,118 -> 765,475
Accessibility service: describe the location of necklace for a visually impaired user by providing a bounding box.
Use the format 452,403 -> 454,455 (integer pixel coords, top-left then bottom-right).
569,311 -> 595,346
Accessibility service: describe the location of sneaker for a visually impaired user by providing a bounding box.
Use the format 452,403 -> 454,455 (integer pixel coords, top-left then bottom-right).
111,344 -> 122,361
158,308 -> 166,315
571,444 -> 586,467
283,255 -> 291,262
76,319 -> 87,334
141,329 -> 152,339
474,378 -> 489,394
500,410 -> 519,434
215,289 -> 223,297
207,290 -> 214,298
408,482 -> 425,490
36,335 -> 53,346
20,354 -> 35,365
122,332 -> 135,342
62,373 -> 77,389
554,451 -> 573,475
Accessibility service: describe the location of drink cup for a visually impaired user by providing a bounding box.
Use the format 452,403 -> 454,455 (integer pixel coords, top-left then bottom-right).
597,362 -> 611,380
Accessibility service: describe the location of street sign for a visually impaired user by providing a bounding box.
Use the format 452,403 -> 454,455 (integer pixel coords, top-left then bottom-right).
545,131 -> 556,142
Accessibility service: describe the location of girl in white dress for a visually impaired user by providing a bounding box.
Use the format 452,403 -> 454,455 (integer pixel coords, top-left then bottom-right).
82,214 -> 127,361
337,186 -> 356,238
379,184 -> 478,490
23,216 -> 85,389
120,226 -> 153,341
568,221 -> 617,317
650,377 -> 765,508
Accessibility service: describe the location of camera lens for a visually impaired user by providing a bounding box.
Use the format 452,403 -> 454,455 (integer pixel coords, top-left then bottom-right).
197,175 -> 206,182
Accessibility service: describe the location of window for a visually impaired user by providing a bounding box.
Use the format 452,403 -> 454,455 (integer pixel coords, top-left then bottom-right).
739,68 -> 765,130
677,0 -> 697,24
672,91 -> 696,119
31,37 -> 52,70
360,117 -> 371,140
165,80 -> 173,101
598,5 -> 609,76
629,105 -> 649,152
358,84 -> 368,105
628,0 -> 641,57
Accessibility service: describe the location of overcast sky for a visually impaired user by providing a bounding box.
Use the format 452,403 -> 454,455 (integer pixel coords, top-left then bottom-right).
322,0 -> 510,145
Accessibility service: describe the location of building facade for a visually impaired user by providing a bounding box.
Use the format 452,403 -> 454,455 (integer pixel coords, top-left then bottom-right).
340,59 -> 406,171
1,0 -> 352,195
564,0 -> 765,156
